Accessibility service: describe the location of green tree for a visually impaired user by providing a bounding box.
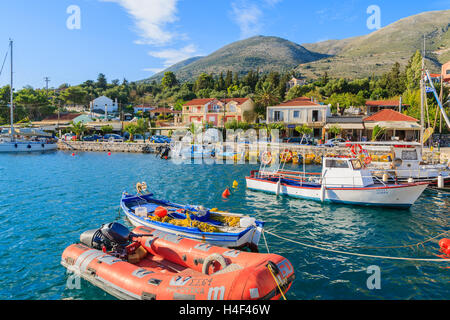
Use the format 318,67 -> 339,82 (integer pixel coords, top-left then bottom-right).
124,123 -> 138,141
70,121 -> 87,140
254,82 -> 280,116
101,125 -> 113,135
328,125 -> 342,138
295,124 -> 313,136
161,72 -> 178,89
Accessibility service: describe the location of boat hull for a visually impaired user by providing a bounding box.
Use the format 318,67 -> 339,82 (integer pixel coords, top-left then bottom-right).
246,176 -> 428,209
120,195 -> 263,250
0,142 -> 57,153
61,226 -> 294,300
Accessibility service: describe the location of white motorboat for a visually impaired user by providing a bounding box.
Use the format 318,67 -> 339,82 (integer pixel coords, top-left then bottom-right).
246,155 -> 428,209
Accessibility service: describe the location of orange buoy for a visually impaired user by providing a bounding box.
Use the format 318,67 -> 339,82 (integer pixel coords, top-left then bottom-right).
439,238 -> 450,256
154,206 -> 168,218
222,188 -> 231,198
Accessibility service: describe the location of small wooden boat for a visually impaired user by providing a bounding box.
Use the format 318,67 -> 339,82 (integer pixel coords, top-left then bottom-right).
246,156 -> 429,209
120,187 -> 264,251
61,223 -> 294,300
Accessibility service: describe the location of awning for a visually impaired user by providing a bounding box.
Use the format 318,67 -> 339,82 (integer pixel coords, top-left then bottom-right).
364,121 -> 421,130
324,123 -> 364,130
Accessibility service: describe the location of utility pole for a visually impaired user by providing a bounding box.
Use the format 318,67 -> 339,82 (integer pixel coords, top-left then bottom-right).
44,77 -> 50,96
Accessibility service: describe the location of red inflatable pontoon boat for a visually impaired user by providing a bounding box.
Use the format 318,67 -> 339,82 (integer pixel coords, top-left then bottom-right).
61,223 -> 295,300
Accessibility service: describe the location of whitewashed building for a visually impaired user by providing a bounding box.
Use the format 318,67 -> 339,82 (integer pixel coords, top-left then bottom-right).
267,97 -> 331,137
90,96 -> 118,113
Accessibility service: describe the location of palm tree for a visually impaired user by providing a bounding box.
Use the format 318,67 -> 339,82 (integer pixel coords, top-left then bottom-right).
70,121 -> 87,140
254,82 -> 280,117
371,125 -> 385,141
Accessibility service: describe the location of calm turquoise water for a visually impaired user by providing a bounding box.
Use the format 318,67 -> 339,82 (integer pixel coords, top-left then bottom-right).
0,151 -> 448,300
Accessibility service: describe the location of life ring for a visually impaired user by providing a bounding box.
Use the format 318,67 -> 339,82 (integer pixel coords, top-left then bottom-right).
260,152 -> 272,165
202,253 -> 228,275
351,144 -> 363,155
280,149 -> 293,162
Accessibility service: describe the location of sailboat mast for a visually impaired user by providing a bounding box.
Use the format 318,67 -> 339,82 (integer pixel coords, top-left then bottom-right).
9,39 -> 14,141
420,35 -> 425,146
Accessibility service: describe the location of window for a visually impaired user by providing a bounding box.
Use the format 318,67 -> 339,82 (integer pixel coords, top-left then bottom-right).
228,105 -> 236,112
274,111 -> 282,121
447,70 -> 450,75
293,111 -> 300,118
312,110 -> 319,122
351,159 -> 363,170
401,150 -> 418,160
325,159 -> 349,169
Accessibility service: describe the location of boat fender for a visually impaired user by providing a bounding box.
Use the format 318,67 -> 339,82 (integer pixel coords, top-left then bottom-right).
437,176 -> 444,189
320,185 -> 326,202
439,238 -> 450,256
202,253 -> 228,275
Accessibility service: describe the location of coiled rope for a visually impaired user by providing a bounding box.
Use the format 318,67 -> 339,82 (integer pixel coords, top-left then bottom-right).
262,230 -> 450,262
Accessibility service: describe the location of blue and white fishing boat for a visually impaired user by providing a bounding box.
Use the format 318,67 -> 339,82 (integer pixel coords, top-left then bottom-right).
120,184 -> 264,250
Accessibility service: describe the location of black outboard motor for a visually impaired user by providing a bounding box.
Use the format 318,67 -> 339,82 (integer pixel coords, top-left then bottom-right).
80,222 -> 133,253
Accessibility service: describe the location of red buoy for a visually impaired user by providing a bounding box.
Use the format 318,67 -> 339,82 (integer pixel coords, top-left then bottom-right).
154,206 -> 168,218
439,238 -> 450,256
72,153 -> 75,157
108,152 -> 112,156
222,188 -> 231,198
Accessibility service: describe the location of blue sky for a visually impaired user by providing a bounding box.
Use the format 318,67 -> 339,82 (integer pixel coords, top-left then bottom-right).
0,0 -> 448,89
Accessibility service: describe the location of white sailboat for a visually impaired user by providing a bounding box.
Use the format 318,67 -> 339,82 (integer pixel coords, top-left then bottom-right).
0,40 -> 57,153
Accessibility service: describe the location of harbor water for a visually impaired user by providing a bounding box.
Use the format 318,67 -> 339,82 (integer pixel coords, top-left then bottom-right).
0,151 -> 448,300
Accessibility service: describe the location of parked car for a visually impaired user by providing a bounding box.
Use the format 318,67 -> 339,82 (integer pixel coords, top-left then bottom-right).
150,135 -> 171,144
134,134 -> 145,142
82,134 -> 102,142
61,133 -> 76,141
323,138 -> 347,147
283,137 -> 314,145
102,134 -> 124,142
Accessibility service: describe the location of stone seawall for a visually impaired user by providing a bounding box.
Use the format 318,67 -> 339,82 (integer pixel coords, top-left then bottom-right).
57,141 -> 165,153
57,141 -> 446,164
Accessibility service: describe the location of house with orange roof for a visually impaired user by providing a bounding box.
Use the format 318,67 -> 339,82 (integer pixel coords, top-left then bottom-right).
365,99 -> 409,115
363,109 -> 421,141
182,98 -> 255,126
267,97 -> 331,138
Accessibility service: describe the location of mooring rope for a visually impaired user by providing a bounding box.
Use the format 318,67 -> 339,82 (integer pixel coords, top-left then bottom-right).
264,230 -> 450,262
264,230 -> 449,251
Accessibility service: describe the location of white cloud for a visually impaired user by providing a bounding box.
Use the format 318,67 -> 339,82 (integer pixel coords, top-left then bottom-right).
231,1 -> 263,39
101,0 -> 179,45
143,68 -> 165,74
148,44 -> 199,67
231,0 -> 283,39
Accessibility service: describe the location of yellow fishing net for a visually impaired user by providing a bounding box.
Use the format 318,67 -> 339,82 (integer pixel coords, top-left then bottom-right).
146,210 -> 242,233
